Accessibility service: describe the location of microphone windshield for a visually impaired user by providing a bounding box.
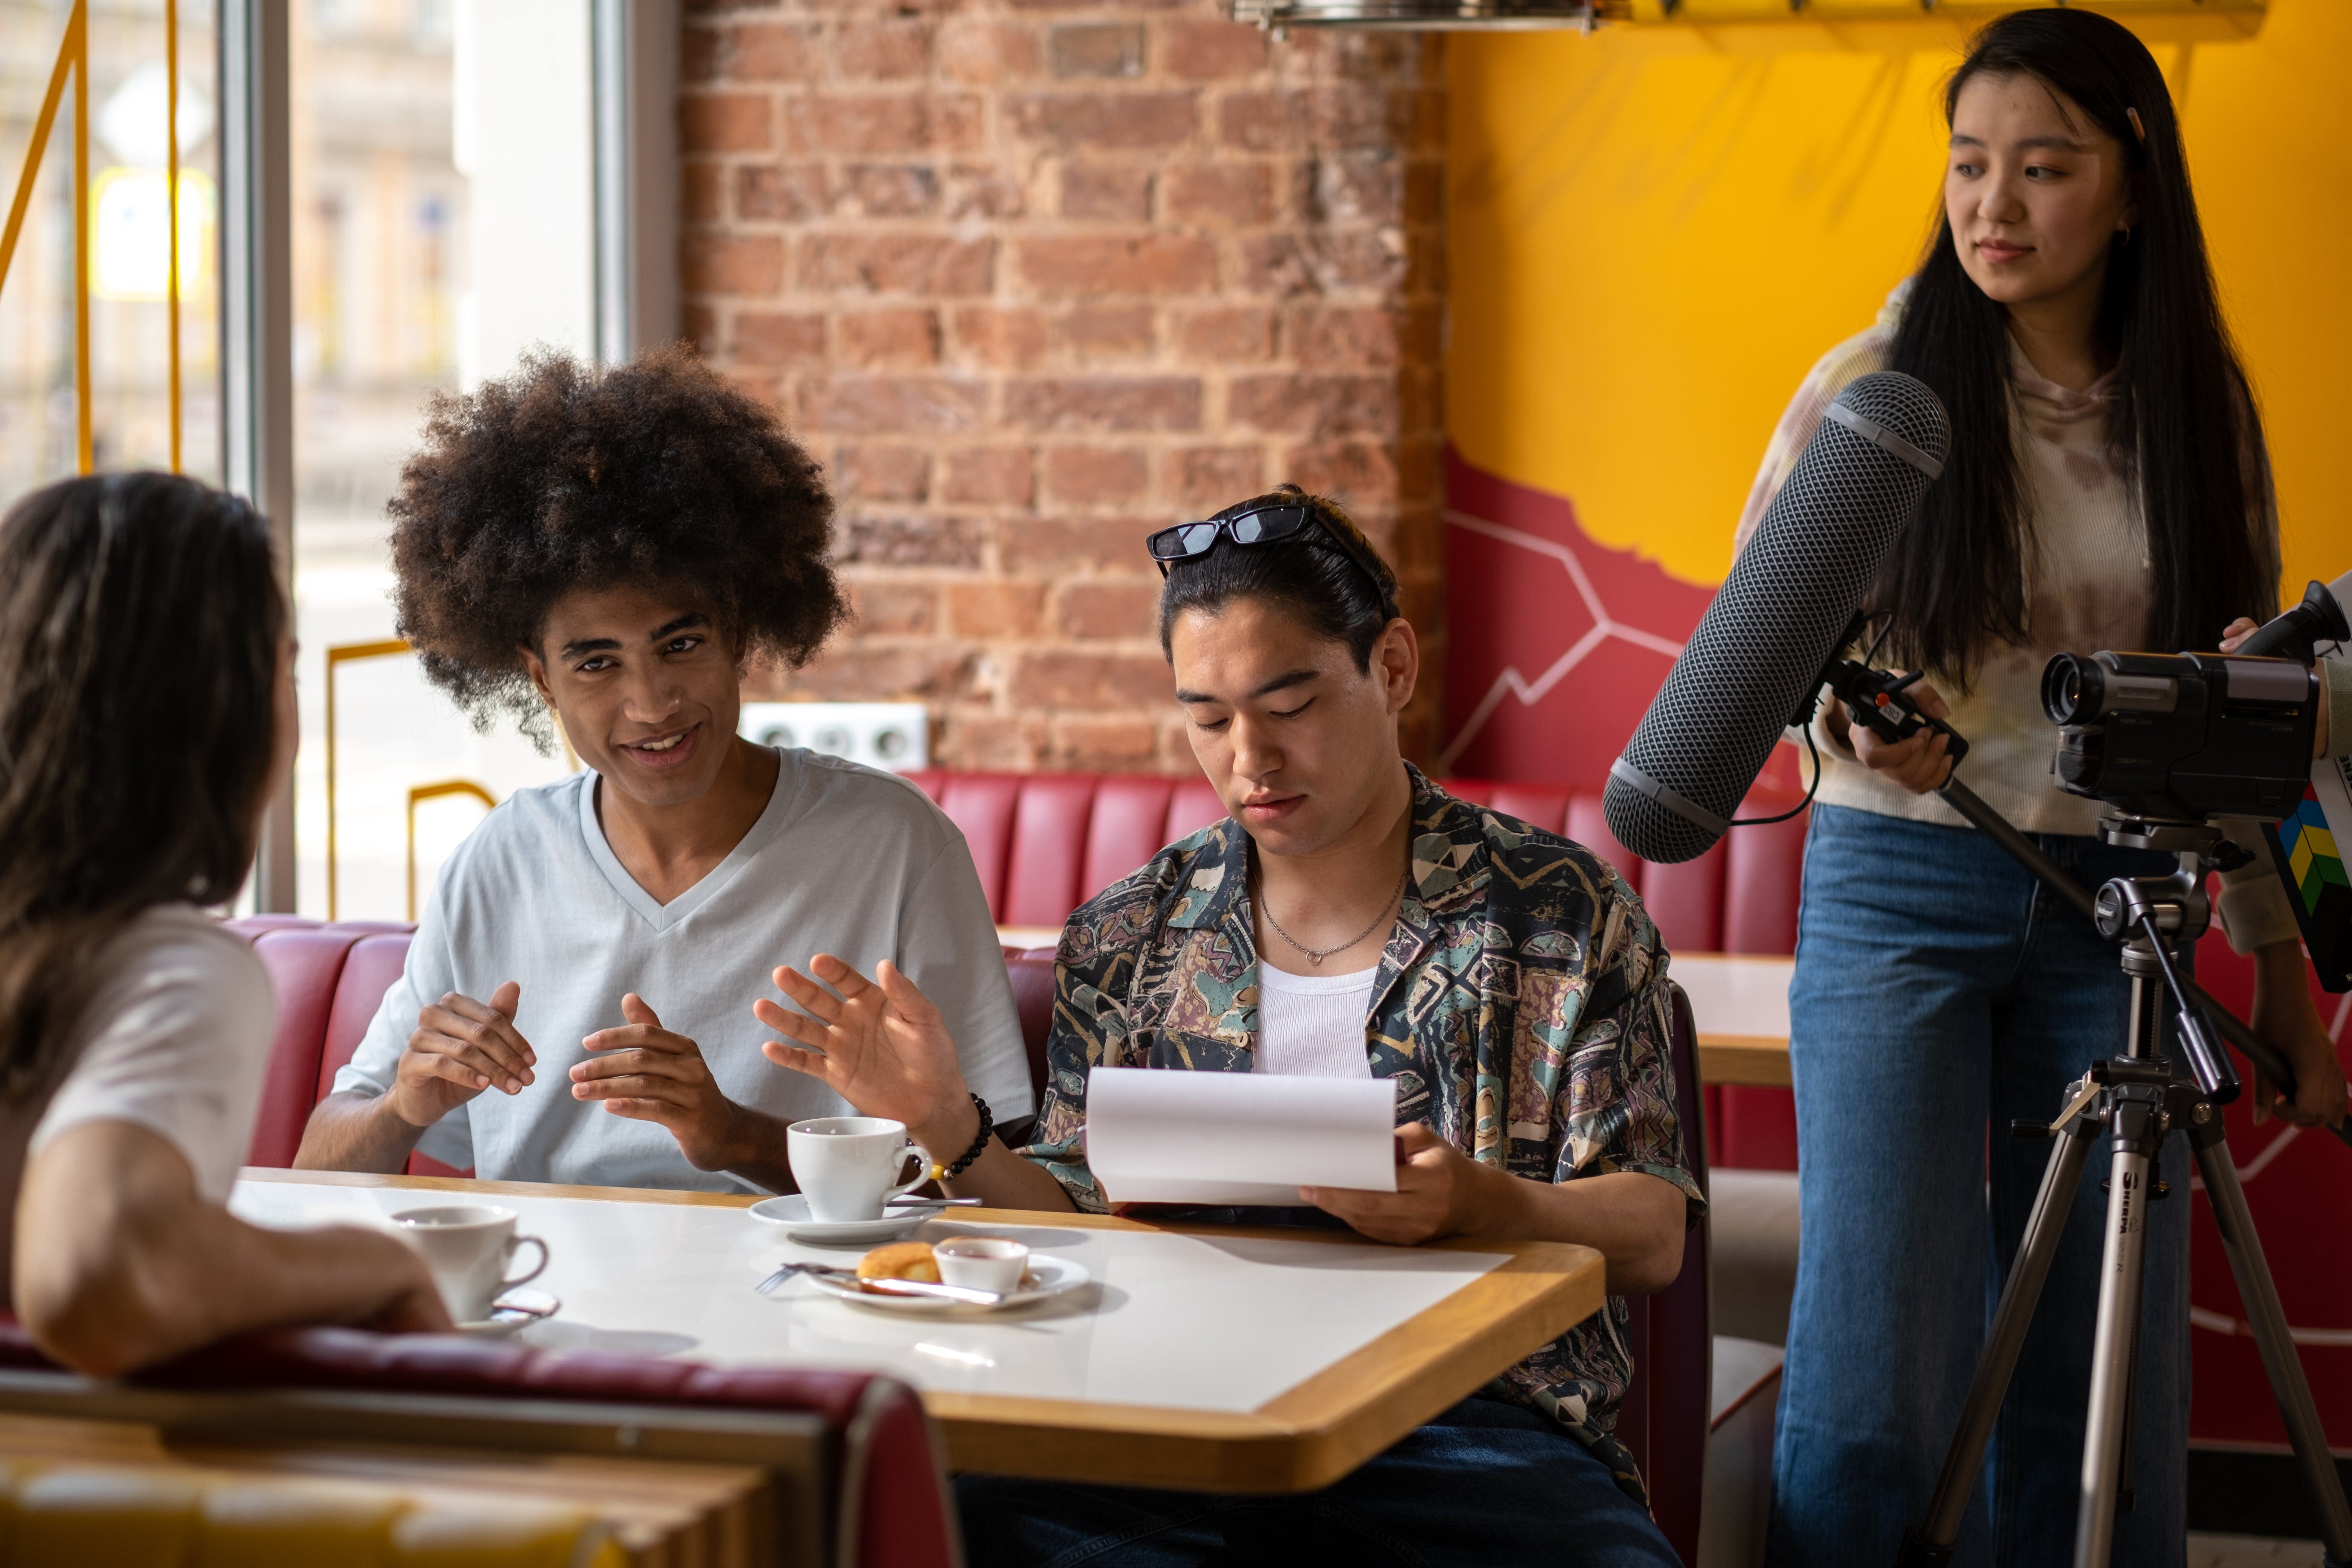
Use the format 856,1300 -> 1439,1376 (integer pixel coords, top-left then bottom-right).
1605,371 -> 1950,863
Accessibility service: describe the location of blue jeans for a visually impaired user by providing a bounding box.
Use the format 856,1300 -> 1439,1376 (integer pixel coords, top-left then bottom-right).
956,1396 -> 1678,1568
1767,805 -> 2190,1568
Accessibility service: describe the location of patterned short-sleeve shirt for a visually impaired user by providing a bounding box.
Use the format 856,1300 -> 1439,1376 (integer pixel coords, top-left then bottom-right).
1019,764 -> 1704,1457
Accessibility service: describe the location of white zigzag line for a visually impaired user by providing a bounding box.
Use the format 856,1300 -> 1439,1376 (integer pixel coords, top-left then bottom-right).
1436,509 -> 1687,773
2192,1305 -> 2352,1348
2187,994 -> 2346,1191
2185,991 -> 2347,1346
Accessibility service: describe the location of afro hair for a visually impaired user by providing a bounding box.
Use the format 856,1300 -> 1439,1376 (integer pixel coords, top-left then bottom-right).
388,345 -> 847,749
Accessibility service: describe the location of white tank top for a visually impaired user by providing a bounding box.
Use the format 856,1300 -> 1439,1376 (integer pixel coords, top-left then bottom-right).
1253,963 -> 1377,1079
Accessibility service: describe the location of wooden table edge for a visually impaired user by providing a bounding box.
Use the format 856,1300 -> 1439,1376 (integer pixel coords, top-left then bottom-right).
1696,1032 -> 1794,1088
237,1172 -> 1608,1493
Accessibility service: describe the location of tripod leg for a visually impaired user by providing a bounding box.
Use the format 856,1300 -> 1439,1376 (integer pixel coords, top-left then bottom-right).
2074,1089 -> 2161,1568
1898,1114 -> 2098,1565
2190,1120 -> 2352,1565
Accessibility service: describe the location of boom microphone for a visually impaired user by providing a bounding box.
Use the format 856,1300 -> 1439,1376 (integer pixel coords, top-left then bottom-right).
1605,372 -> 1951,864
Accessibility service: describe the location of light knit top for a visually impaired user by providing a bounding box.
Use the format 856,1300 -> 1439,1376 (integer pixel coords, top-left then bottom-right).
1737,283 -> 2300,953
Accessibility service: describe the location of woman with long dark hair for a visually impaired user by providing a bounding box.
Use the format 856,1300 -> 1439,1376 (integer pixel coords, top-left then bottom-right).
1739,11 -> 2347,1561
0,472 -> 445,1373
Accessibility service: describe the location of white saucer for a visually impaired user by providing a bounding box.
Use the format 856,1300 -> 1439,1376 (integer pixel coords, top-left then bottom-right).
800,1254 -> 1090,1317
748,1194 -> 937,1246
455,1287 -> 560,1338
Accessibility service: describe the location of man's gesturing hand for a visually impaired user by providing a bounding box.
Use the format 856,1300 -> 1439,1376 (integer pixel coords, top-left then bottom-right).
392,982 -> 535,1128
754,956 -> 968,1135
570,995 -> 751,1171
1303,1122 -> 1484,1246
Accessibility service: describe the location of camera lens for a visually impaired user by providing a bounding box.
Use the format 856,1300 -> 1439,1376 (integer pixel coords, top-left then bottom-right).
2042,654 -> 2101,725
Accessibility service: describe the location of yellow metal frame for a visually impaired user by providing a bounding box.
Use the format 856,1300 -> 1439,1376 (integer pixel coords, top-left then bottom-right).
328,638 -> 579,919
0,0 -> 190,476
0,0 -> 90,473
407,780 -> 498,920
1619,0 -> 2262,16
166,0 -> 182,473
324,638 -> 414,919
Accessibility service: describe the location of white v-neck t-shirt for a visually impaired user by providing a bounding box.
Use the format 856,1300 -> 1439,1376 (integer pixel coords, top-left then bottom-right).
1253,963 -> 1377,1079
334,748 -> 1034,1191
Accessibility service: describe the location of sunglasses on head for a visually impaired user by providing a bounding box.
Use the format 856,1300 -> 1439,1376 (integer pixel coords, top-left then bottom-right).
1145,505 -> 1395,610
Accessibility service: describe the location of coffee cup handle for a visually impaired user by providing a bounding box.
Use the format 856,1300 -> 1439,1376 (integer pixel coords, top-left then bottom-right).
887,1144 -> 934,1204
502,1234 -> 550,1292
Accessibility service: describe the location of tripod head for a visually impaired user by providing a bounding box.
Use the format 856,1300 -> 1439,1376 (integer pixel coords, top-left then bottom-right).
2095,813 -> 2256,874
2079,819 -> 2241,1102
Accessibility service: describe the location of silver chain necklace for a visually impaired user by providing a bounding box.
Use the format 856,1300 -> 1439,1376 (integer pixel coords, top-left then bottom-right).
1256,868 -> 1409,966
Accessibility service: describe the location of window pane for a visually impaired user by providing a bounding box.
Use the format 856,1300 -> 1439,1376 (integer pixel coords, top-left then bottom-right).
0,0 -> 223,489
290,0 -> 592,920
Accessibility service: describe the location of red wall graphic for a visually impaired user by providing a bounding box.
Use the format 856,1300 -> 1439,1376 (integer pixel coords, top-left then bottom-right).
1440,447 -> 1717,790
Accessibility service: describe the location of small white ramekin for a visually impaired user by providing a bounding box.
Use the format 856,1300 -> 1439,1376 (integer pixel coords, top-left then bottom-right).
933,1236 -> 1030,1294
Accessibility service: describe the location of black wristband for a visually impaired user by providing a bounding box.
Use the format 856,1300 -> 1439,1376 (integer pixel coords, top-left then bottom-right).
940,1093 -> 993,1179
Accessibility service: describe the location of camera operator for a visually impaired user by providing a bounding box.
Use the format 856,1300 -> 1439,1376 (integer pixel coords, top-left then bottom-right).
1743,13 -> 2350,1565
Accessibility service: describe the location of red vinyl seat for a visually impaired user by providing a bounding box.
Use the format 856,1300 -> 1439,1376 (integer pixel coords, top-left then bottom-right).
0,1318 -> 954,1568
1617,982 -> 1712,1566
241,926 -> 369,1168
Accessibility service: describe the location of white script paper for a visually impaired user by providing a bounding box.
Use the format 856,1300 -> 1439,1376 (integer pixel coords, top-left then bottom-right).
1084,1067 -> 1399,1207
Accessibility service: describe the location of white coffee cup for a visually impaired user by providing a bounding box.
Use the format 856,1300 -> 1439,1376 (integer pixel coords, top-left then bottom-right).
787,1116 -> 933,1222
934,1236 -> 1029,1294
389,1204 -> 550,1323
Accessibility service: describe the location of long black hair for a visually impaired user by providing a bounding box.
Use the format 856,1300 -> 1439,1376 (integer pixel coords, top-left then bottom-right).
1157,485 -> 1401,671
1880,7 -> 2277,681
0,473 -> 286,1096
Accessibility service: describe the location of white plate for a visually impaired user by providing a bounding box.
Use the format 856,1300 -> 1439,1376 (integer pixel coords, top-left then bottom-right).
748,1194 -> 937,1246
455,1287 -> 560,1338
799,1254 -> 1091,1317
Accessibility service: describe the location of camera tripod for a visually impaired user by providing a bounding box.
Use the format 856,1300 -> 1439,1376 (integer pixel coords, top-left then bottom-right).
1891,804 -> 2352,1568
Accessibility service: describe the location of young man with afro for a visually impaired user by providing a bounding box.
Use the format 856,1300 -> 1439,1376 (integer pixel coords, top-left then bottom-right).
294,348 -> 1032,1193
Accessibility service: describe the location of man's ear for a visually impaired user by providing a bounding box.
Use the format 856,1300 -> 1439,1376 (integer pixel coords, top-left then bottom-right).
520,645 -> 556,707
1377,617 -> 1419,718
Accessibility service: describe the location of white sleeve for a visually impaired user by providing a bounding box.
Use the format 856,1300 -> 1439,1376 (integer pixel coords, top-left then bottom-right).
330,885 -> 477,1170
30,912 -> 276,1202
897,841 -> 1037,1126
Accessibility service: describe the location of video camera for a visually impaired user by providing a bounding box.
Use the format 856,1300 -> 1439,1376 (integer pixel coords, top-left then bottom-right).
2038,577 -> 2351,989
2039,650 -> 2317,823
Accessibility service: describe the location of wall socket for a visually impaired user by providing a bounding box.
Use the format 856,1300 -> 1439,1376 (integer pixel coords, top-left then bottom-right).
736,702 -> 929,772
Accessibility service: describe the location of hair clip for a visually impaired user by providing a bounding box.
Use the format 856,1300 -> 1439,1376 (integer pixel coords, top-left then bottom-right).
2125,106 -> 2146,144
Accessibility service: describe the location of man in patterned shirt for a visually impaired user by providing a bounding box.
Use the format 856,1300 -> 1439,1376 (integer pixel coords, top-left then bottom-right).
759,487 -> 1698,1566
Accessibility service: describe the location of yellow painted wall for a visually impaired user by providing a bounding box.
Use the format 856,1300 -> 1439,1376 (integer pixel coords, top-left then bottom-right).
1446,3 -> 2350,595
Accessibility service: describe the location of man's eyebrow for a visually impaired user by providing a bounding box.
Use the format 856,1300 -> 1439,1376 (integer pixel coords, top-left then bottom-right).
1251,669 -> 1319,699
650,612 -> 711,642
1173,669 -> 1320,705
559,636 -> 622,660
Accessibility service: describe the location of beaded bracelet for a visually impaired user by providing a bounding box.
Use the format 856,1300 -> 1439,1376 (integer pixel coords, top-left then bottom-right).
929,1093 -> 994,1182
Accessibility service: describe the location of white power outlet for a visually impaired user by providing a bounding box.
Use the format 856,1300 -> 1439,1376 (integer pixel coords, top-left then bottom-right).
737,702 -> 929,773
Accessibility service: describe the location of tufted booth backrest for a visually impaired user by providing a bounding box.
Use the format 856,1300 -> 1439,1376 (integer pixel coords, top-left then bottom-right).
237,772 -> 1814,1176
230,921 -> 469,1178
904,770 -> 1810,953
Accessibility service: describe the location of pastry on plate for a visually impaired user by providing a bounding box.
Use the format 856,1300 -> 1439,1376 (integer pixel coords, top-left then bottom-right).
856,1240 -> 940,1283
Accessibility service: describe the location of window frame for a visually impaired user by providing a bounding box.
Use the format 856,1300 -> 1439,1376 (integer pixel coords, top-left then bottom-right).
218,0 -> 676,913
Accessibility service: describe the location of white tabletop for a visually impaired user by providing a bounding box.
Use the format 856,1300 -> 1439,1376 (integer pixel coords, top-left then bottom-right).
231,1178 -> 1511,1418
1671,953 -> 1794,1041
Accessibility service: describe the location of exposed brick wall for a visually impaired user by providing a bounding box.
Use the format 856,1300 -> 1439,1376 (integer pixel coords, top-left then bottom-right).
681,2 -> 1446,773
